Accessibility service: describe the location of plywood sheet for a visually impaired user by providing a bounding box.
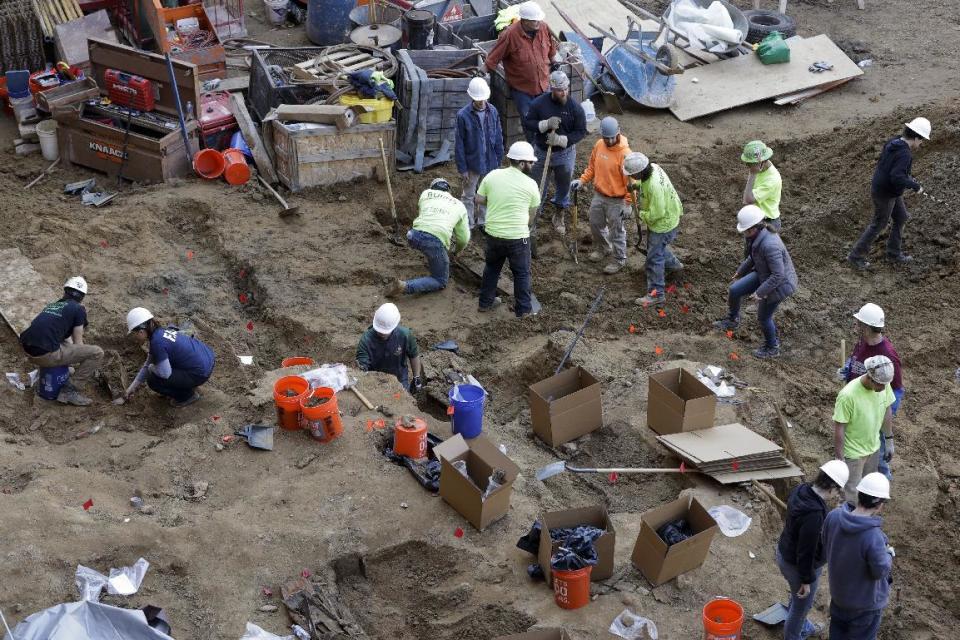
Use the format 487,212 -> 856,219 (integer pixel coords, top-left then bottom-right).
0,248 -> 58,336
657,422 -> 781,463
669,34 -> 862,121
544,0 -> 637,38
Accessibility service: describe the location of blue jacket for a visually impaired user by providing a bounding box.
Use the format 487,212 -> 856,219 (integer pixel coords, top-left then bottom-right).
821,504 -> 892,612
871,137 -> 920,198
521,92 -> 587,151
777,483 -> 828,584
455,103 -> 503,176
736,228 -> 798,303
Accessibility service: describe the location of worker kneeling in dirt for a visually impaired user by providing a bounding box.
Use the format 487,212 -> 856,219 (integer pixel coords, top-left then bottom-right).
120,307 -> 215,408
713,205 -> 798,359
357,303 -> 423,393
821,473 -> 893,640
569,116 -> 633,275
385,178 -> 470,298
775,459 -> 848,640
741,140 -> 782,233
832,355 -> 895,505
623,152 -> 684,305
19,276 -> 104,406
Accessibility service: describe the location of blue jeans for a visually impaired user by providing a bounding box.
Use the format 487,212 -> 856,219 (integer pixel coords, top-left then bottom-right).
511,89 -> 537,143
147,369 -> 209,403
532,145 -> 575,208
404,229 -> 449,294
727,271 -> 783,348
646,227 -> 681,294
829,603 -> 883,640
776,549 -> 821,640
877,388 -> 903,479
480,234 -> 532,316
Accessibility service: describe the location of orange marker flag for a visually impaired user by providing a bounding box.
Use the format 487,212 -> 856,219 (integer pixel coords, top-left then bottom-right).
658,309 -> 667,318
729,352 -> 740,361
726,330 -> 734,339
654,346 -> 664,356
628,324 -> 636,334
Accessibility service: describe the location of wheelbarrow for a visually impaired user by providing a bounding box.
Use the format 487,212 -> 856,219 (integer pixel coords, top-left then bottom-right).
589,21 -> 678,109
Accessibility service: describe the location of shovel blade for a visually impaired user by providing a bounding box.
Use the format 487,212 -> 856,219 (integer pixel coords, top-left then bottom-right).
536,461 -> 567,481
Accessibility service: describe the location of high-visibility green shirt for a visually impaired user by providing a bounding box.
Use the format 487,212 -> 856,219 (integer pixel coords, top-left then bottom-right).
832,377 -> 894,459
630,164 -> 682,233
477,166 -> 540,240
753,163 -> 782,220
412,188 -> 471,251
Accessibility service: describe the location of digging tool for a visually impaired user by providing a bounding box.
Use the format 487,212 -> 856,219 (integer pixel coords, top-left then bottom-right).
378,137 -> 405,247
567,186 -> 580,263
529,134 -> 554,260
536,460 -> 697,481
349,383 -> 393,417
629,190 -> 646,254
24,157 -> 60,189
552,3 -> 624,114
116,106 -> 133,186
555,286 -> 605,375
257,175 -> 299,216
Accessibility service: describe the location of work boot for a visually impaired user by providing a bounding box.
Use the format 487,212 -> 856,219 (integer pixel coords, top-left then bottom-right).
666,261 -> 685,275
847,255 -> 870,271
712,318 -> 740,331
552,210 -> 567,235
170,391 -> 202,408
636,293 -> 665,306
753,345 -> 781,359
56,383 -> 92,406
588,249 -> 611,263
478,297 -> 502,313
383,278 -> 405,298
885,253 -> 913,264
603,262 -> 625,275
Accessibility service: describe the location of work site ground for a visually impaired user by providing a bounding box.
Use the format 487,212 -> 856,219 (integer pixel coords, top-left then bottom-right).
1,0 -> 959,638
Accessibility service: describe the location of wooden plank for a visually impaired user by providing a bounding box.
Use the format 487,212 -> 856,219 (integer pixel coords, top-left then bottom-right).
773,77 -> 853,105
230,92 -> 278,183
774,404 -> 801,467
669,35 -> 863,121
216,76 -> 250,92
708,461 -> 803,485
0,248 -> 59,336
542,0 -> 639,39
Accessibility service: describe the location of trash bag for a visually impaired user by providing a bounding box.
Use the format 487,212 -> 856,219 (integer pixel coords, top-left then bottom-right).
609,609 -> 659,640
75,558 -> 150,602
657,519 -> 694,546
7,600 -> 174,640
549,526 -> 604,571
708,505 -> 752,537
383,431 -> 443,492
757,31 -> 790,64
516,521 -> 542,555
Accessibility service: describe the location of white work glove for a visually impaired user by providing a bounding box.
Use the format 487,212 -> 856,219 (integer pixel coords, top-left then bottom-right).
539,117 -> 561,133
886,545 -> 896,557
570,179 -> 582,192
546,132 -> 567,148
835,367 -> 847,382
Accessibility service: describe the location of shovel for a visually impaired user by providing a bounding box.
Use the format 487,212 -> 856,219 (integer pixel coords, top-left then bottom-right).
379,137 -> 405,246
555,286 -> 605,375
536,460 -> 696,481
529,139 -> 553,260
567,187 -> 580,263
257,175 -> 299,217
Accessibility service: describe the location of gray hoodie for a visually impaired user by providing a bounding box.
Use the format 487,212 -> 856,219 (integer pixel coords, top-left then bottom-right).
821,503 -> 892,611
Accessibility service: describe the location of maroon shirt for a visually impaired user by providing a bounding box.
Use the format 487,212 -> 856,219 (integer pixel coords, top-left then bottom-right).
845,336 -> 903,390
484,21 -> 556,97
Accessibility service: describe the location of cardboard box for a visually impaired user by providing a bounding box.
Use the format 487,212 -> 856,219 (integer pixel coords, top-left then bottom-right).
646,367 -> 717,435
528,366 -> 603,447
539,506 -> 616,585
493,630 -> 570,640
630,494 -> 718,586
434,434 -> 520,531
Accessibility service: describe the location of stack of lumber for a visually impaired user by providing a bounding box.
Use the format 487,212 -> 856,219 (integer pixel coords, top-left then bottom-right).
0,0 -> 45,73
32,0 -> 83,37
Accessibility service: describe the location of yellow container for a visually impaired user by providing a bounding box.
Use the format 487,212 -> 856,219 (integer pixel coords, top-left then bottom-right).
339,93 -> 394,124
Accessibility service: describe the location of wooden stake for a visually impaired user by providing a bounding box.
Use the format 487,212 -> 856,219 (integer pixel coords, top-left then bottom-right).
752,479 -> 787,511
840,338 -> 846,368
774,403 -> 801,468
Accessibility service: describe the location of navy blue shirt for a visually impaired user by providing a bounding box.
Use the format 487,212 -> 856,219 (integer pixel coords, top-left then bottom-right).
20,298 -> 88,356
871,137 -> 920,198
356,326 -> 418,387
149,326 -> 215,378
521,92 -> 587,151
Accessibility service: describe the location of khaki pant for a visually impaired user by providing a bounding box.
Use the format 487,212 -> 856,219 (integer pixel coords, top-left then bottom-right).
28,343 -> 104,383
843,448 -> 881,505
588,193 -> 629,264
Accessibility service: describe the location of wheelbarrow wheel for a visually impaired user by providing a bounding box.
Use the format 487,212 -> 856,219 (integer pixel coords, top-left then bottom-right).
655,44 -> 678,73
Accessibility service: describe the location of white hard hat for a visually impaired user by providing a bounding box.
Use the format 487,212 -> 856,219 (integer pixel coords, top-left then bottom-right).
864,355 -> 894,385
904,117 -> 931,140
548,70 -> 570,90
819,459 -> 849,489
622,152 -> 649,176
856,472 -> 890,499
853,303 -> 884,328
506,140 -> 538,162
373,302 -> 401,334
467,77 -> 490,101
126,307 -> 154,333
63,276 -> 88,294
518,1 -> 545,21
736,205 -> 765,233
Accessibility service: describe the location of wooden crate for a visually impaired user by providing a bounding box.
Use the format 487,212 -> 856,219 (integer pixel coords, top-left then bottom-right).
146,0 -> 226,82
271,121 -> 396,192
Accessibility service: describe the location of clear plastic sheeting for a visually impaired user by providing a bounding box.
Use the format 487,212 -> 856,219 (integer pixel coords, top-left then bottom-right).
666,0 -> 742,53
3,600 -> 174,640
609,609 -> 659,639
299,364 -> 352,392
239,622 -> 294,640
696,365 -> 736,398
75,558 -> 150,602
708,505 -> 752,537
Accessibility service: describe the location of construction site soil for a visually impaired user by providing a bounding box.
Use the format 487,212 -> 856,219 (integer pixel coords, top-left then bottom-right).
0,0 -> 958,638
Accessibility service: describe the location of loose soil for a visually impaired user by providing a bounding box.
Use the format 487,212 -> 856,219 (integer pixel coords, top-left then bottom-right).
0,0 -> 959,638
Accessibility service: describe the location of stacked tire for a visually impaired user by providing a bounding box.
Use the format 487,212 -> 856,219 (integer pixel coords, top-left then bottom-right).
743,10 -> 797,44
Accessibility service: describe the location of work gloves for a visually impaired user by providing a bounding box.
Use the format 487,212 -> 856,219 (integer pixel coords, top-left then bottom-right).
570,179 -> 582,192
538,117 -> 561,133
884,438 -> 895,462
410,376 -> 424,393
546,132 -> 568,148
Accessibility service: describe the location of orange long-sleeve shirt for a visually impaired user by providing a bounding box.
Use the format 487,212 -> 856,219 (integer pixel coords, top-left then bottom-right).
485,21 -> 556,97
579,135 -> 632,201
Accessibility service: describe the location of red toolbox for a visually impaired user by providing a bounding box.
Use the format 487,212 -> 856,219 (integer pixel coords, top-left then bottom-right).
104,69 -> 156,111
198,90 -> 237,149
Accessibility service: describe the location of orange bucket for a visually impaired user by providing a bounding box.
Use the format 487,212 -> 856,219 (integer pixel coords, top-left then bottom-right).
273,375 -> 309,430
393,415 -> 427,458
552,565 -> 592,609
300,387 -> 343,442
281,356 -> 315,368
222,148 -> 251,185
194,148 -> 226,179
703,597 -> 744,640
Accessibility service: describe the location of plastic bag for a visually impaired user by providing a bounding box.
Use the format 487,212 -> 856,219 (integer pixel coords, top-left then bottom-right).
708,505 -> 752,537
300,364 -> 352,392
76,558 -> 150,601
657,519 -> 694,546
757,31 -> 790,64
481,469 -> 506,501
239,622 -> 294,640
383,431 -> 443,492
609,609 -> 659,640
548,526 -> 604,570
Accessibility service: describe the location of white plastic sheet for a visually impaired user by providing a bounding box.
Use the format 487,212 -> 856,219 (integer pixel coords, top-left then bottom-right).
666,0 -> 742,53
3,601 -> 173,640
708,505 -> 752,537
239,622 -> 294,640
609,609 -> 659,639
75,558 -> 150,602
696,366 -> 735,399
300,364 -> 352,392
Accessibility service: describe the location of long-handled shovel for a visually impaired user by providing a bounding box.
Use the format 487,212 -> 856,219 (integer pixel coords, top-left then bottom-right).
378,137 -> 405,247
536,460 -> 696,481
529,139 -> 554,260
567,187 -> 580,263
555,286 -> 604,375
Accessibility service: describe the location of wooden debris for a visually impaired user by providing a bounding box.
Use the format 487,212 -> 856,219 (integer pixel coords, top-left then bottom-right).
229,92 -> 278,184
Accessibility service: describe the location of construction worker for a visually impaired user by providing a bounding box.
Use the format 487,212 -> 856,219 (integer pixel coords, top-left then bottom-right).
18,276 -> 104,406
832,355 -> 895,505
484,1 -> 556,132
475,141 -> 541,317
713,205 -> 798,359
741,140 -> 782,232
840,303 -> 903,480
821,473 -> 893,640
776,460 -> 848,640
385,178 -> 470,298
569,116 -> 632,275
848,117 -> 930,269
120,307 -> 214,408
356,303 -> 423,392
623,152 -> 685,305
455,77 -> 504,229
522,70 -> 587,233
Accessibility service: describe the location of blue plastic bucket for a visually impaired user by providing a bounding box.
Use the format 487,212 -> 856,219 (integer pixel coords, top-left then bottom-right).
448,384 -> 485,438
37,366 -> 70,400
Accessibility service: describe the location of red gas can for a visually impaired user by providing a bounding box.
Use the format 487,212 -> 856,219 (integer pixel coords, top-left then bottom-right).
199,91 -> 238,150
104,69 -> 156,111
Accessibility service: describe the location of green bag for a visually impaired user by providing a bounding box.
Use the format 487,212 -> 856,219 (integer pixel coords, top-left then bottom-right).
757,31 -> 791,65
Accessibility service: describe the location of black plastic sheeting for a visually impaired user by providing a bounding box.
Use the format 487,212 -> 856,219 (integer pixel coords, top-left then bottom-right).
382,429 -> 443,492
516,521 -> 605,577
657,518 -> 694,546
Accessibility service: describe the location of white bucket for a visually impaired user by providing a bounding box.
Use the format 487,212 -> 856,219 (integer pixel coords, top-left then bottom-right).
10,94 -> 36,124
264,0 -> 287,25
36,119 -> 59,161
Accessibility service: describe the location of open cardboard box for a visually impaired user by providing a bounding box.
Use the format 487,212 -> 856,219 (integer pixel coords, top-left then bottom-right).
646,367 -> 717,435
493,630 -> 570,640
631,493 -> 718,586
528,366 -> 603,447
434,434 -> 520,531
539,506 -> 616,585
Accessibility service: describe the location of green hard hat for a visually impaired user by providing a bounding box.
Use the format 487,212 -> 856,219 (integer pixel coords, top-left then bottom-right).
741,140 -> 773,163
